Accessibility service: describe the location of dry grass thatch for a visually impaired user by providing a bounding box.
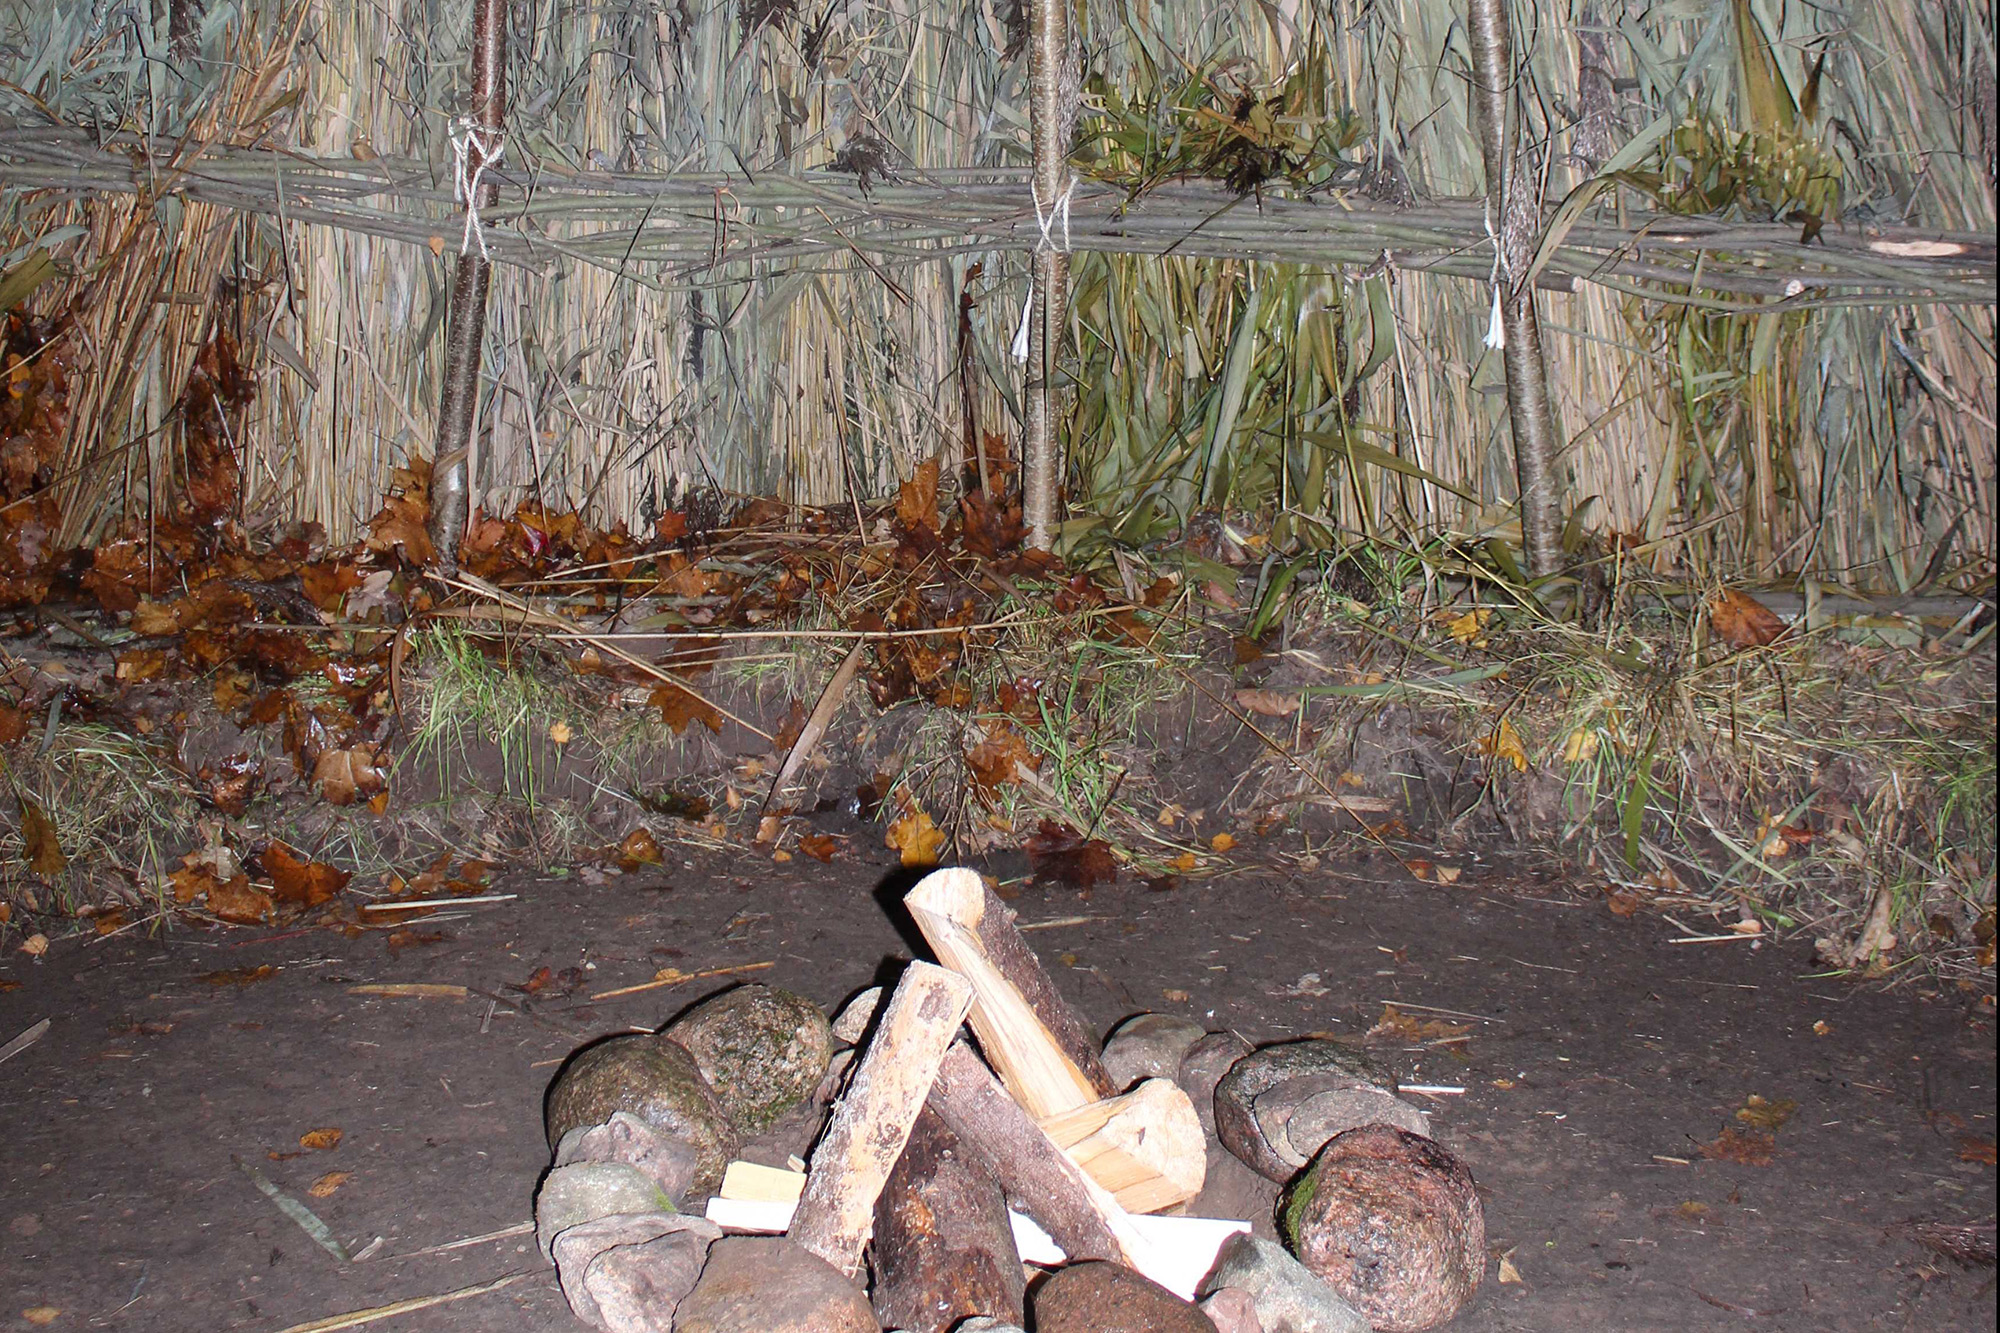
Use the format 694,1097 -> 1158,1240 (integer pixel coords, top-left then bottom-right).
0,0 -> 1992,590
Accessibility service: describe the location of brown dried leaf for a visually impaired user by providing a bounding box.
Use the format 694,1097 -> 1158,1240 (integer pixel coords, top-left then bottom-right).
1367,1002 -> 1471,1042
206,875 -> 274,925
299,1127 -> 343,1151
966,723 -> 1038,797
16,794 -> 64,875
885,808 -> 946,868
199,964 -> 276,986
1699,1126 -> 1774,1166
364,490 -> 433,566
1233,688 -> 1300,718
130,599 -> 183,635
313,744 -> 386,806
649,683 -> 723,735
1709,589 -> 1788,650
0,702 -> 27,746
1734,1095 -> 1797,1132
307,1171 -> 352,1198
798,833 -> 839,863
1024,819 -> 1119,888
261,841 -> 351,908
895,456 -> 940,532
1959,1136 -> 1998,1165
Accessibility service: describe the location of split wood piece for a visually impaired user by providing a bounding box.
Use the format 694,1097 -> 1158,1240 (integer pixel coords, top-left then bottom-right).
1037,1077 -> 1206,1214
927,1040 -> 1152,1271
787,961 -> 974,1281
903,867 -> 1114,1118
757,640 -> 866,838
870,1105 -> 1026,1333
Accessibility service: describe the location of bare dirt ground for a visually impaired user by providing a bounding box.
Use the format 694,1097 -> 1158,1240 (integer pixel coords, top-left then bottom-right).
1,845 -> 1992,1333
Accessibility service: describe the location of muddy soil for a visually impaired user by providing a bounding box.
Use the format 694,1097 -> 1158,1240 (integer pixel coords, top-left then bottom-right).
1,846 -> 1992,1332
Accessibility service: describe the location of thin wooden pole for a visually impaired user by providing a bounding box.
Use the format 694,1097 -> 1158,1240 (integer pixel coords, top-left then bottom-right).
1022,0 -> 1076,551
427,0 -> 507,575
1468,0 -> 1564,578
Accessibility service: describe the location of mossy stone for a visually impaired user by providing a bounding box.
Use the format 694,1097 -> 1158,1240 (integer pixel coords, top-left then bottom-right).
544,1034 -> 739,1199
664,985 -> 834,1133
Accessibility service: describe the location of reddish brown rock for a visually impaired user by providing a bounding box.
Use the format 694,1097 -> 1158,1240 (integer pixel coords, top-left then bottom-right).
1281,1126 -> 1484,1332
1029,1261 -> 1216,1333
671,1236 -> 878,1333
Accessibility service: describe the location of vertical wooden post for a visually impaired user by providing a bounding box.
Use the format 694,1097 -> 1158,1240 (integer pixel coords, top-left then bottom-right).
1467,0 -> 1563,579
427,0 -> 506,574
1022,0 -> 1075,551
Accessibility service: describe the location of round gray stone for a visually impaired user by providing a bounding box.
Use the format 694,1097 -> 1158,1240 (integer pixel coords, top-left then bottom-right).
1215,1040 -> 1419,1182
1101,1013 -> 1208,1091
665,985 -> 836,1134
545,1034 -> 740,1199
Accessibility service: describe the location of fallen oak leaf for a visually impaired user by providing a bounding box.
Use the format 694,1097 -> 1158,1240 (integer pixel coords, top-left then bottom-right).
205,875 -> 274,925
1698,1126 -> 1774,1166
307,1170 -> 353,1198
885,808 -> 946,868
1734,1095 -> 1797,1131
1709,588 -> 1788,650
313,743 -> 387,806
1233,687 -> 1300,718
260,841 -> 351,908
649,683 -> 723,735
16,794 -> 65,875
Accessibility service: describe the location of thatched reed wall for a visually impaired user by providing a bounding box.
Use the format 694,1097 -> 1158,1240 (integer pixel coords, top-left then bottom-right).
0,0 -> 1992,590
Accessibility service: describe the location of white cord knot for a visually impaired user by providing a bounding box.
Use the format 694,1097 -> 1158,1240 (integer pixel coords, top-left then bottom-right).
1031,176 -> 1076,255
450,116 -> 506,259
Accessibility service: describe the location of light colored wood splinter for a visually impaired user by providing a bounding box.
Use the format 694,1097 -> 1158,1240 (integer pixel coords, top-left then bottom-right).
1036,1077 -> 1206,1214
903,867 -> 1113,1119
787,960 -> 974,1281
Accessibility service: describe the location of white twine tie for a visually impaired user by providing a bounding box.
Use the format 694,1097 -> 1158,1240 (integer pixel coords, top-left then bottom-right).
1482,202 -> 1506,350
1014,176 -> 1077,362
450,116 -> 506,259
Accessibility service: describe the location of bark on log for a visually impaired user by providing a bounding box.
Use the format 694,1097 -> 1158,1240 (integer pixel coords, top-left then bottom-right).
1037,1078 -> 1206,1214
928,1040 -> 1150,1270
869,1106 -> 1026,1333
904,867 -> 1114,1118
788,961 -> 974,1281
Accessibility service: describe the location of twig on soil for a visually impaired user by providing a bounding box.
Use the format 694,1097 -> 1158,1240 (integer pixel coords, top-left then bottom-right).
1375,1000 -> 1506,1024
234,1156 -> 351,1262
590,958 -> 774,1000
357,894 -> 516,911
269,1271 -> 532,1333
347,983 -> 471,997
0,1017 -> 51,1066
392,1219 -> 535,1259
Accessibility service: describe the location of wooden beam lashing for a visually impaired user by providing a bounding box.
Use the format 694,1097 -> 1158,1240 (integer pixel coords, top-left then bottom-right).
927,1041 -> 1153,1271
870,1106 -> 1025,1333
787,961 -> 974,1281
903,868 -> 1115,1119
1037,1078 -> 1206,1214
